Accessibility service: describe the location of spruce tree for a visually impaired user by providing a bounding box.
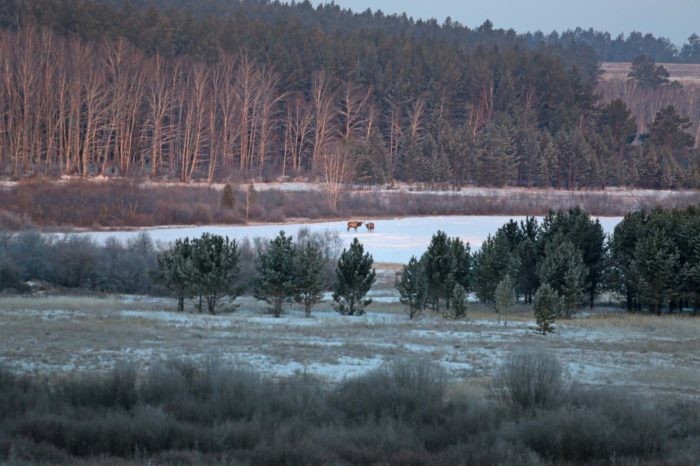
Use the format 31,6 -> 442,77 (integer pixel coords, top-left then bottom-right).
533,283 -> 560,334
293,240 -> 325,317
255,231 -> 296,317
333,238 -> 376,316
495,274 -> 516,325
395,255 -> 427,319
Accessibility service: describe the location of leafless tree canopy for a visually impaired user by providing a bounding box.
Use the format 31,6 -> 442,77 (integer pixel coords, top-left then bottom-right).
0,27 -> 376,183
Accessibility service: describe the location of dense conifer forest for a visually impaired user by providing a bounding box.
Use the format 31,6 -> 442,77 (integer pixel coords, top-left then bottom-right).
0,0 -> 698,188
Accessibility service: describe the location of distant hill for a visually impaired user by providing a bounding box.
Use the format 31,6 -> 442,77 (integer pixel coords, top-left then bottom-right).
0,0 -> 697,189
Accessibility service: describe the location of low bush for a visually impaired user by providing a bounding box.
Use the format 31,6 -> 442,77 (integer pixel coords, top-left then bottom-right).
491,349 -> 566,412
0,357 -> 697,464
329,359 -> 446,422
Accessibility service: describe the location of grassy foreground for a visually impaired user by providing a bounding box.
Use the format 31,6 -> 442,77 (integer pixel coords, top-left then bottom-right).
1,355 -> 699,465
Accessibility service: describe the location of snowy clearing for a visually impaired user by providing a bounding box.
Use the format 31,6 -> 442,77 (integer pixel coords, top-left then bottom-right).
0,293 -> 697,400
74,215 -> 623,264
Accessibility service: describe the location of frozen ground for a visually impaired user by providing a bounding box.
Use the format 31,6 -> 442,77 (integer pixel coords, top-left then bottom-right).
75,215 -> 622,264
0,291 -> 697,400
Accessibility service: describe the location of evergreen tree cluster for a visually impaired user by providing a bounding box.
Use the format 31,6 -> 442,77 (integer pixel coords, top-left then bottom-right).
155,233 -> 241,313
157,230 -> 376,317
611,206 -> 700,314
0,0 -> 697,187
396,208 -> 606,320
397,206 -> 700,322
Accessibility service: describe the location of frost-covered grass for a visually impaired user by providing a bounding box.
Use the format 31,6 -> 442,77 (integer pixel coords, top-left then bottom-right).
1,289 -> 698,401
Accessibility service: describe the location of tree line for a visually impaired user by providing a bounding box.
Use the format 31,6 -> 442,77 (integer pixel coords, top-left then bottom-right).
0,0 -> 698,189
396,206 -> 700,326
12,0 -> 695,64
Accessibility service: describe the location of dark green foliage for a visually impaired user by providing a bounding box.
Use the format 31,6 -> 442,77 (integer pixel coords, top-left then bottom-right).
395,255 -> 427,319
628,55 -> 671,88
648,105 -> 695,151
533,284 -> 560,334
156,237 -> 192,311
189,233 -> 240,314
611,206 -> 700,313
629,230 -> 680,315
157,234 -> 241,313
333,238 -> 376,316
537,238 -> 587,317
451,284 -> 467,318
539,207 -> 605,307
293,240 -> 325,317
421,231 -> 453,311
255,231 -> 296,317
494,274 -> 516,325
420,232 -> 471,312
472,233 -> 519,304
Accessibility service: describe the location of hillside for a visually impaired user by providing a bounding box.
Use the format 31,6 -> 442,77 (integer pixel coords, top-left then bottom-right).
0,0 -> 698,191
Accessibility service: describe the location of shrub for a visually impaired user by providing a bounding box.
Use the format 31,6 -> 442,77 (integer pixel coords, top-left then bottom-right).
492,350 -> 566,412
59,363 -> 138,410
329,359 -> 446,422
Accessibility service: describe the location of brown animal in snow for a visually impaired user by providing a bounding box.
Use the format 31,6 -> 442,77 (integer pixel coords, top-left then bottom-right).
347,221 -> 363,232
365,222 -> 375,232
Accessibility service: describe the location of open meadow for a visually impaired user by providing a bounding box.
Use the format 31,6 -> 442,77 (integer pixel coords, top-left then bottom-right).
2,267 -> 698,402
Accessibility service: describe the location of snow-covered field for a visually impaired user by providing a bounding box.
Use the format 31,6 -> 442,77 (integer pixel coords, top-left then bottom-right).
0,292 -> 697,400
77,215 -> 623,263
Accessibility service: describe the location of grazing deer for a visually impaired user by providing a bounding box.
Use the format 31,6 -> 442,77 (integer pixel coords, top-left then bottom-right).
365,222 -> 375,232
347,221 -> 363,232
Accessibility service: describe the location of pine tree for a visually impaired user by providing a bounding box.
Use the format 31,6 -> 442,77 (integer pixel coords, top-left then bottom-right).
395,255 -> 427,319
255,231 -> 296,317
293,240 -> 325,317
421,231 -> 453,311
333,238 -> 376,316
449,237 -> 471,296
190,233 -> 240,314
533,283 -> 560,334
472,233 -> 519,303
495,274 -> 516,325
452,284 -> 467,318
155,238 -> 193,312
537,238 -> 587,317
629,229 -> 680,315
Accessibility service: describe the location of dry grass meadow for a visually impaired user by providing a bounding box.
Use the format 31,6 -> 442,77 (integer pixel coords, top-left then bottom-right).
1,267 -> 698,402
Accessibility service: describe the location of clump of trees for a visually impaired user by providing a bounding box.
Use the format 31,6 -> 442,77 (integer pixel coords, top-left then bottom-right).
156,229 -> 343,317
611,206 -> 700,314
396,206 -> 699,323
155,233 -> 240,314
